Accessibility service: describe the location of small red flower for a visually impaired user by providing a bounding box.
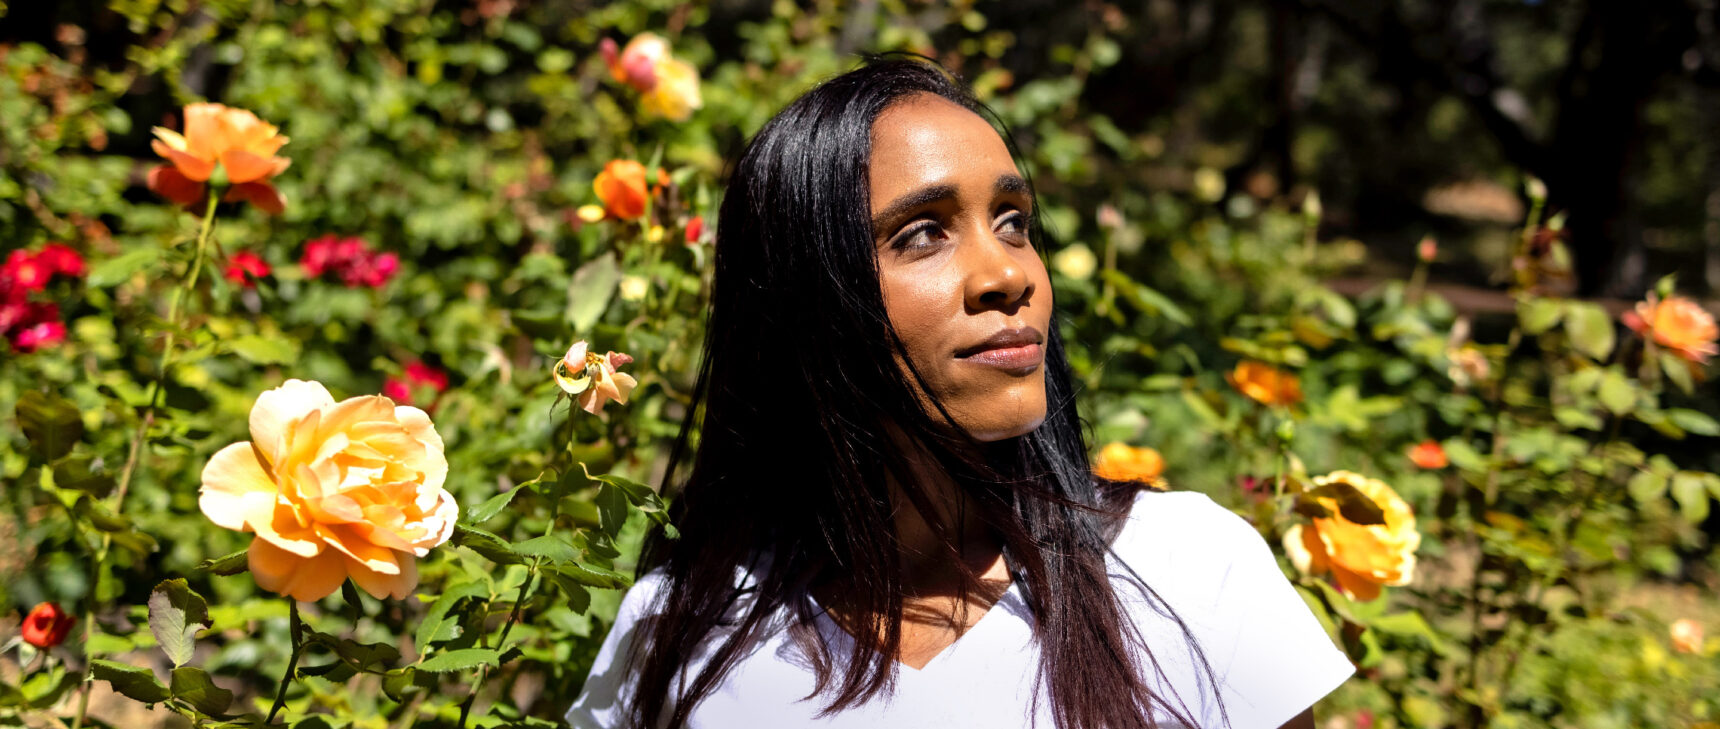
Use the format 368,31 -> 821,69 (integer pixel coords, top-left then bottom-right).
685,216 -> 704,244
383,360 -> 450,407
13,320 -> 67,352
21,602 -> 76,648
224,251 -> 272,287
35,243 -> 85,278
1408,440 -> 1448,469
2,250 -> 52,292
300,236 -> 399,288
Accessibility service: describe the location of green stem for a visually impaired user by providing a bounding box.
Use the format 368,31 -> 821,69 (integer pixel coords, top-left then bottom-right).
266,602 -> 306,725
456,566 -> 537,729
74,190 -> 219,729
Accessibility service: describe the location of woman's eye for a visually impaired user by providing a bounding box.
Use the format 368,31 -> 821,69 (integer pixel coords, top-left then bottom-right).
891,221 -> 943,251
995,211 -> 1031,240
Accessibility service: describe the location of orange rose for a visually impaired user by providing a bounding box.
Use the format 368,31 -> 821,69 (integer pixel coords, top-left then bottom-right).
1226,360 -> 1303,407
1622,294 -> 1718,364
1282,470 -> 1420,601
593,160 -> 656,221
553,340 -> 638,415
1671,618 -> 1705,654
1407,440 -> 1447,469
199,380 -> 456,602
148,103 -> 291,214
1093,442 -> 1166,488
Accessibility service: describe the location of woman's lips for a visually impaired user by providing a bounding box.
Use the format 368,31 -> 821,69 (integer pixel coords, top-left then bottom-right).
958,342 -> 1043,372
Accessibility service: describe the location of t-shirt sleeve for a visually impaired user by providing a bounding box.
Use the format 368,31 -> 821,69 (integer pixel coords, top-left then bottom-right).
1118,492 -> 1355,729
565,572 -> 667,729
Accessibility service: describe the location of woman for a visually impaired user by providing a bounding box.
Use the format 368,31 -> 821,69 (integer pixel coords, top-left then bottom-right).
567,58 -> 1352,728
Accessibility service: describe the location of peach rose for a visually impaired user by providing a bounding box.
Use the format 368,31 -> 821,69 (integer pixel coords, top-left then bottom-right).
148,103 -> 291,214
1671,618 -> 1704,654
199,380 -> 455,602
1622,294 -> 1718,364
553,341 -> 637,415
1227,360 -> 1303,407
1282,470 -> 1420,601
1093,442 -> 1166,488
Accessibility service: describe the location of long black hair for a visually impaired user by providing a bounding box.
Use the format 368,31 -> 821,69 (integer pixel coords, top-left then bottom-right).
627,57 -> 1218,729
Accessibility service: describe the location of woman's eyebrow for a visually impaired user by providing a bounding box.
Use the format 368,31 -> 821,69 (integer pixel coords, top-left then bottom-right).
871,184 -> 956,233
995,174 -> 1028,197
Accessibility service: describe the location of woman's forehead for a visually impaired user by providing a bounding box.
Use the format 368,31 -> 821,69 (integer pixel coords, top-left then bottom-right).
868,94 -> 1019,201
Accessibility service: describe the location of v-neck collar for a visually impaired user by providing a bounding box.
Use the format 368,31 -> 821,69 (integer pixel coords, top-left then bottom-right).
808,581 -> 1023,674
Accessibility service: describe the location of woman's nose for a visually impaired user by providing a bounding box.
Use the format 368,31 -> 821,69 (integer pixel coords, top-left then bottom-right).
963,228 -> 1032,311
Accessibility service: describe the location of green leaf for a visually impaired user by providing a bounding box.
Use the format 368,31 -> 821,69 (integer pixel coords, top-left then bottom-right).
1563,302 -> 1615,361
452,524 -> 522,564
596,483 -> 627,538
1366,612 -> 1448,654
1517,297 -> 1564,334
566,252 -> 621,331
54,456 -> 115,497
17,391 -> 83,462
169,666 -> 233,716
87,247 -> 162,288
382,667 -> 422,702
227,334 -> 299,365
416,648 -> 500,673
91,660 -> 171,703
1628,469 -> 1668,504
1308,482 -> 1387,526
554,562 -> 630,590
74,495 -> 132,532
1671,472 -> 1711,524
1661,352 -> 1696,394
148,579 -> 210,667
512,535 -> 580,564
1596,369 -> 1635,415
541,570 -> 592,613
1101,270 -> 1192,326
415,580 -> 489,650
1666,408 -> 1720,437
468,485 -> 525,525
196,549 -> 249,576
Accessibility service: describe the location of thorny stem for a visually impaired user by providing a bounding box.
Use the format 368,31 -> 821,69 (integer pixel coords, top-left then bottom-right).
456,566 -> 538,729
74,190 -> 220,729
1464,326 -> 1520,727
266,602 -> 306,725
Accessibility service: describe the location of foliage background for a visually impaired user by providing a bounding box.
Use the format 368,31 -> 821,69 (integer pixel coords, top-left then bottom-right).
3,1 -> 1718,728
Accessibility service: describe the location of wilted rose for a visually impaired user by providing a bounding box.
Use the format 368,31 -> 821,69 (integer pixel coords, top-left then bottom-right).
148,103 -> 291,214
199,380 -> 456,602
1227,360 -> 1303,407
1283,470 -> 1420,601
1093,442 -> 1166,489
553,340 -> 637,415
21,602 -> 76,648
1622,294 -> 1718,364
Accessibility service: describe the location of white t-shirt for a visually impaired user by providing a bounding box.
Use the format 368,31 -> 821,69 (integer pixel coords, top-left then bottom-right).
567,491 -> 1355,729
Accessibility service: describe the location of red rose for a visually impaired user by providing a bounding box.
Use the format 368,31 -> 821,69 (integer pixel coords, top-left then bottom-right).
21,602 -> 76,648
36,243 -> 85,278
225,251 -> 272,287
2,250 -> 51,292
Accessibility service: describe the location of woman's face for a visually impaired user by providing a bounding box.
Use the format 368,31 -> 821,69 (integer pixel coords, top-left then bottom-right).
869,93 -> 1053,441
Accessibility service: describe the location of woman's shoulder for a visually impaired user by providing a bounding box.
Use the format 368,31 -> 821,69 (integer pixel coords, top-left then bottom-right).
1107,489 -> 1282,607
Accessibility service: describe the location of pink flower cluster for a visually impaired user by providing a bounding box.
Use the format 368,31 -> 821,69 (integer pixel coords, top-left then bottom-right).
2,244 -> 84,352
300,235 -> 399,288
